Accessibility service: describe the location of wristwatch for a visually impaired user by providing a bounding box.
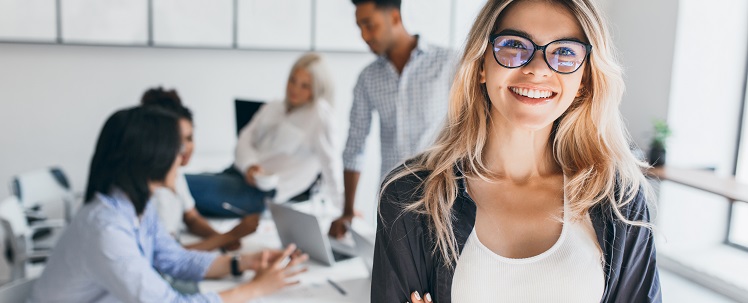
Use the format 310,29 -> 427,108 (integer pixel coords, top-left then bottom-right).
230,254 -> 243,277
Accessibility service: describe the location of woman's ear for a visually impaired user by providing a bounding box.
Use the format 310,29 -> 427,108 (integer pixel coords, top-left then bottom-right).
479,62 -> 487,84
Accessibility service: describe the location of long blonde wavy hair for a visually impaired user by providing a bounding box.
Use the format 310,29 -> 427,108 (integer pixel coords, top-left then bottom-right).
381,0 -> 653,267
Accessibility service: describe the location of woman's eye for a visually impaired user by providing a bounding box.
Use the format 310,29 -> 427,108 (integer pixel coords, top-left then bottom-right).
553,47 -> 576,57
500,39 -> 526,49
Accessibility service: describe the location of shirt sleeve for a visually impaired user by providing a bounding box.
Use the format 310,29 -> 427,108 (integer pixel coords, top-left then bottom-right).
85,218 -> 222,303
234,104 -> 270,174
311,105 -> 345,209
151,216 -> 220,281
342,73 -> 373,172
371,175 -> 431,302
614,189 -> 662,302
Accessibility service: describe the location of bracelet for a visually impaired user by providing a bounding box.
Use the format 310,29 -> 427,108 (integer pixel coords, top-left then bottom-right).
230,254 -> 243,277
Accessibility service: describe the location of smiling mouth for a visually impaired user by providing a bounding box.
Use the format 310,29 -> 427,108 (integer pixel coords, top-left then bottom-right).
509,87 -> 557,99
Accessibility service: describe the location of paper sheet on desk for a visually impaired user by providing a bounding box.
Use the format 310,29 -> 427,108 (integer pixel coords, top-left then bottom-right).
256,278 -> 371,303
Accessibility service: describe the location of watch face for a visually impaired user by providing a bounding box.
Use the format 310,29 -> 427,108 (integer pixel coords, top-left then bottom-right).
231,255 -> 242,277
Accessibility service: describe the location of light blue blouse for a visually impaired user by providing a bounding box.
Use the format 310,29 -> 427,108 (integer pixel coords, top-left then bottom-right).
28,190 -> 221,303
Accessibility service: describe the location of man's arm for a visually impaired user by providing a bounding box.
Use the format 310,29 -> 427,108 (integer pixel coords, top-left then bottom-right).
329,170 -> 360,238
331,72 -> 372,237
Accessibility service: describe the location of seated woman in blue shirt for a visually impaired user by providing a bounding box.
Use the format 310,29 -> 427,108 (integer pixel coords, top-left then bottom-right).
28,106 -> 308,303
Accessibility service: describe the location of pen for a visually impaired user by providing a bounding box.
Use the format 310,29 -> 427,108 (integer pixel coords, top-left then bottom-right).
327,278 -> 347,296
222,202 -> 248,216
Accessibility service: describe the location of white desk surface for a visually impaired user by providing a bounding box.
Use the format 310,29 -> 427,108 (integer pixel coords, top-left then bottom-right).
192,201 -> 374,303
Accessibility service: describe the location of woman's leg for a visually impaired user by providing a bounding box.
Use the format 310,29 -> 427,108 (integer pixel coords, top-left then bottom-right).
185,170 -> 271,218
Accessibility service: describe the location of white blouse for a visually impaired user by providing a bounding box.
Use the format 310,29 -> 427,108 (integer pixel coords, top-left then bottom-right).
234,100 -> 344,208
152,169 -> 195,236
451,199 -> 605,303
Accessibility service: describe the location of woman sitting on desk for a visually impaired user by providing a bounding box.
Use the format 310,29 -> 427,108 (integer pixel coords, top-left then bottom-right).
187,53 -> 344,217
29,106 -> 308,303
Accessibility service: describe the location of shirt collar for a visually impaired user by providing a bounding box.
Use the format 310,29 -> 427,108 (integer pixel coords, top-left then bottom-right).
377,34 -> 429,63
97,188 -> 151,227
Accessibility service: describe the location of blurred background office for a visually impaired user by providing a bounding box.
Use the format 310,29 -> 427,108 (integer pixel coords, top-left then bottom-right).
0,0 -> 747,302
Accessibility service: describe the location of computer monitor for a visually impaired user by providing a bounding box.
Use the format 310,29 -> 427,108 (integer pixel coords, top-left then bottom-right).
234,99 -> 265,136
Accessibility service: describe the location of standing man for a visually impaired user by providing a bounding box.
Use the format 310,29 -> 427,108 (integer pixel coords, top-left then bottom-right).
329,0 -> 455,237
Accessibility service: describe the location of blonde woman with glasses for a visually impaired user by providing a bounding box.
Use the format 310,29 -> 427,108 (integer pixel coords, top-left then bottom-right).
371,0 -> 661,302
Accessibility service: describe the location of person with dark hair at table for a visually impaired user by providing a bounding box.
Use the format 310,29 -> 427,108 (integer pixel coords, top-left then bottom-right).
141,87 -> 257,251
28,106 -> 308,303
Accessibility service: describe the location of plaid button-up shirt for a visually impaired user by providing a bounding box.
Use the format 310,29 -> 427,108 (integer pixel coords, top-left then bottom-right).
343,38 -> 456,179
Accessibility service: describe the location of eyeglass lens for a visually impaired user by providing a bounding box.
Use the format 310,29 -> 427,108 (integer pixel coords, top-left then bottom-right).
492,35 -> 588,74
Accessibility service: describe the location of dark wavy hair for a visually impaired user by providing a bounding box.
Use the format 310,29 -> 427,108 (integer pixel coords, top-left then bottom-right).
84,106 -> 181,215
351,0 -> 401,10
140,87 -> 193,122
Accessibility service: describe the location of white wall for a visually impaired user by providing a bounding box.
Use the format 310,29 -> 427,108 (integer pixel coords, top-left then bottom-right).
606,0 -> 679,149
0,43 -> 387,222
668,0 -> 747,174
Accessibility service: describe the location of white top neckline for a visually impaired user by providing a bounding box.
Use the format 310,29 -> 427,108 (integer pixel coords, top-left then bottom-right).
470,195 -> 570,264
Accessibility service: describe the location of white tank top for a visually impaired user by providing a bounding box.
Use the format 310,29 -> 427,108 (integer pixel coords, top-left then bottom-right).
451,198 -> 605,303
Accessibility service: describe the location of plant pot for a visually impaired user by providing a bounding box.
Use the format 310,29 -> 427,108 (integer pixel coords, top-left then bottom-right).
648,146 -> 666,167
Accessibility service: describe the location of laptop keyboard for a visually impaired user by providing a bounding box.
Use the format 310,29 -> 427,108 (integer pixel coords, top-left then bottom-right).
332,250 -> 354,262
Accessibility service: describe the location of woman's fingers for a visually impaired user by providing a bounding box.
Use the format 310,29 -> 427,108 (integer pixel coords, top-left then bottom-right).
271,244 -> 297,268
284,279 -> 301,287
285,253 -> 309,269
410,291 -> 433,303
285,266 -> 308,277
260,250 -> 269,269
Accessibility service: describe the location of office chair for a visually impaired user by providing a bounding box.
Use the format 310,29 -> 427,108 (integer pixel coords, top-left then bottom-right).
0,277 -> 37,302
11,167 -> 76,224
0,196 -> 53,281
234,99 -> 265,136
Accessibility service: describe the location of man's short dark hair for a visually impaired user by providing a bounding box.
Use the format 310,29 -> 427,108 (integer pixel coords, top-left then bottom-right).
84,106 -> 181,215
140,87 -> 193,122
351,0 -> 401,10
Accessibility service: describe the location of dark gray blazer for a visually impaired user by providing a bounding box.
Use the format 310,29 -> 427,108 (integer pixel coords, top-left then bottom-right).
371,167 -> 661,303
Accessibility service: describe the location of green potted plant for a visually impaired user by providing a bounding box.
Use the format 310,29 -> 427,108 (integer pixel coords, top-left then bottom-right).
648,119 -> 672,167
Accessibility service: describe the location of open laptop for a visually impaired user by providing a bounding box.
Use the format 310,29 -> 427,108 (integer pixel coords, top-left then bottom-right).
351,228 -> 375,275
268,202 -> 357,266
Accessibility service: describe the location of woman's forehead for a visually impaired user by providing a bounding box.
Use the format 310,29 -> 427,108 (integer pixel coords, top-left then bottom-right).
496,0 -> 587,44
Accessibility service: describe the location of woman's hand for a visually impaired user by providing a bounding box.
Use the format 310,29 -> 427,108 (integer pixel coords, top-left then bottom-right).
246,244 -> 309,297
240,246 -> 303,272
410,291 -> 433,303
244,165 -> 264,186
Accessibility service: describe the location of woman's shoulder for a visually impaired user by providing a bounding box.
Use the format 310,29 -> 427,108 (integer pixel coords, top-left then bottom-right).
377,164 -> 433,238
82,193 -> 138,231
311,99 -> 334,117
379,163 -> 432,212
595,178 -> 652,223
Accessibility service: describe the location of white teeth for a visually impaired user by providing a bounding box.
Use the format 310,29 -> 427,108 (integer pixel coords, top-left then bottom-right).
511,87 -> 553,99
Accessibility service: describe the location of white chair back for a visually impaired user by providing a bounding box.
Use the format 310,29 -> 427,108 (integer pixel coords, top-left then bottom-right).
0,196 -> 30,237
11,167 -> 74,222
0,277 -> 36,302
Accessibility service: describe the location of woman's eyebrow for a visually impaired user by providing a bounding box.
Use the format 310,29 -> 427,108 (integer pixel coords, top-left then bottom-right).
497,28 -> 586,43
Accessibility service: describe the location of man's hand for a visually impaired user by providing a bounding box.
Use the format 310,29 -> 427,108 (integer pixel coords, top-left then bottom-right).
328,214 -> 354,239
244,165 -> 264,187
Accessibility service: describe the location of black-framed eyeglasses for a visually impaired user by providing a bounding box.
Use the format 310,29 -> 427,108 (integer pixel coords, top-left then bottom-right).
489,33 -> 592,74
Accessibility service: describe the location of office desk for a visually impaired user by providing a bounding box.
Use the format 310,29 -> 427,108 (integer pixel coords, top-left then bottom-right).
193,203 -> 373,303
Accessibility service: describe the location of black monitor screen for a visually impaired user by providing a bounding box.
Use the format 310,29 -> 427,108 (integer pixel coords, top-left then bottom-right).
234,99 -> 265,136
